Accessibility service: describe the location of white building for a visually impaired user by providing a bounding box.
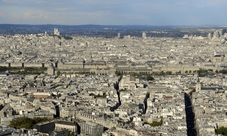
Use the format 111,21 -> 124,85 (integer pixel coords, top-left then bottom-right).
54,28 -> 60,36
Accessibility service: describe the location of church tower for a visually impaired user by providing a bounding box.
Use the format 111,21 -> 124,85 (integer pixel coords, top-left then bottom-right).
195,78 -> 201,92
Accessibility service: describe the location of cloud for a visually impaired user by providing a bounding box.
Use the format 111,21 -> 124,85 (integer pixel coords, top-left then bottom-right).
2,0 -> 16,2
23,12 -> 50,19
0,0 -> 227,25
208,0 -> 227,5
12,14 -> 19,18
0,13 -> 3,17
23,12 -> 31,18
122,13 -> 146,20
2,0 -> 45,3
54,8 -> 68,12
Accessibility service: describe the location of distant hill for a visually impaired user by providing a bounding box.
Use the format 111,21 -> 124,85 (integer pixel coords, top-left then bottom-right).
0,24 -> 223,38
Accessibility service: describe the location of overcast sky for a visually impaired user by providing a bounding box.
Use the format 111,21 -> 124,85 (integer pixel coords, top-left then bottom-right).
0,0 -> 227,26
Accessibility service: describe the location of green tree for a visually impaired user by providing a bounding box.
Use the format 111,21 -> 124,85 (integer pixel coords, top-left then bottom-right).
150,121 -> 159,126
9,117 -> 35,129
219,69 -> 227,74
165,71 -> 172,75
216,127 -> 227,136
147,75 -> 154,81
198,69 -> 209,77
9,117 -> 53,129
57,71 -> 61,76
67,131 -> 74,136
160,71 -> 165,75
145,119 -> 162,127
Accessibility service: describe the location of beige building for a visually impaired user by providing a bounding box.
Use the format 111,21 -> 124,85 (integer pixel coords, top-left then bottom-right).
160,64 -> 199,74
119,75 -> 140,90
55,121 -> 77,132
80,121 -> 103,136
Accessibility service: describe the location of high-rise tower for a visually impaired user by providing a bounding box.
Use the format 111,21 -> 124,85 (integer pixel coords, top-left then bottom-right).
54,28 -> 60,36
142,32 -> 146,39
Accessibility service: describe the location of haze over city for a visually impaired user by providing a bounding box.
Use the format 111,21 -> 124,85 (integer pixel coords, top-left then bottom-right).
2,0 -> 227,136
0,0 -> 227,26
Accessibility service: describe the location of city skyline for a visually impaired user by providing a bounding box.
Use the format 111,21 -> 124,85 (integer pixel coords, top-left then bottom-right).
0,0 -> 227,26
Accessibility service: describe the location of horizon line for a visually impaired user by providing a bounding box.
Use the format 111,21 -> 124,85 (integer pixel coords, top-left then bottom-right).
0,23 -> 226,27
